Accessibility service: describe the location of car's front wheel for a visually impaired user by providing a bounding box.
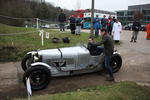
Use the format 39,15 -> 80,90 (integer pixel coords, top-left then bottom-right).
111,54 -> 122,73
23,66 -> 51,91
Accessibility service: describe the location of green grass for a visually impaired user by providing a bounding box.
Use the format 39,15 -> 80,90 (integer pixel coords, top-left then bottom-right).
0,23 -> 36,34
0,24 -> 100,62
14,81 -> 150,100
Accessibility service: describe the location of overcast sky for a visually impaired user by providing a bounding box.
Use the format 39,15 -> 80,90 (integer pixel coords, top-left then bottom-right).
46,0 -> 150,11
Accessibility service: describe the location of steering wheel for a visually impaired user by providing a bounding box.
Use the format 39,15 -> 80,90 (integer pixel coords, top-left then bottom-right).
79,43 -> 87,48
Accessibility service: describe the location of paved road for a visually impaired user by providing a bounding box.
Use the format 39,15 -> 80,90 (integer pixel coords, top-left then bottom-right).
0,30 -> 150,100
115,30 -> 150,86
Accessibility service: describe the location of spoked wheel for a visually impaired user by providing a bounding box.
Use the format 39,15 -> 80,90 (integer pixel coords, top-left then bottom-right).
21,54 -> 33,71
23,66 -> 51,91
111,54 -> 122,73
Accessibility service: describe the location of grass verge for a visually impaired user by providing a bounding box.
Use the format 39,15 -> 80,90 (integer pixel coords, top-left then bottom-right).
0,24 -> 101,62
14,81 -> 150,100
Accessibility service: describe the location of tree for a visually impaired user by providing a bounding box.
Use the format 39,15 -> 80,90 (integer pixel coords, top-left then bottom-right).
134,10 -> 144,20
0,0 -> 73,26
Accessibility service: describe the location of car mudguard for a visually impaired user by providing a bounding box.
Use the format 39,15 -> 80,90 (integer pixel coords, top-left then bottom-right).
31,62 -> 52,70
27,51 -> 37,55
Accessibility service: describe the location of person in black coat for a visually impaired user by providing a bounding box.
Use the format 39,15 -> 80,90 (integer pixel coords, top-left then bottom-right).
58,10 -> 66,32
69,15 -> 76,34
101,15 -> 107,29
130,20 -> 141,42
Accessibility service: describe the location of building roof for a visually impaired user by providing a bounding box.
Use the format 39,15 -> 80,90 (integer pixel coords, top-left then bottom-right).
116,3 -> 150,12
128,3 -> 150,10
25,0 -> 45,3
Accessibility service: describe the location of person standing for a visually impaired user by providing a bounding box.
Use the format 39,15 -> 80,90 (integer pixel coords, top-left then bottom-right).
112,19 -> 122,43
58,10 -> 66,32
69,15 -> 76,34
93,15 -> 100,38
146,23 -> 150,40
107,16 -> 113,35
109,17 -> 116,35
101,15 -> 107,29
75,15 -> 83,35
112,16 -> 116,23
130,20 -> 141,42
89,28 -> 114,81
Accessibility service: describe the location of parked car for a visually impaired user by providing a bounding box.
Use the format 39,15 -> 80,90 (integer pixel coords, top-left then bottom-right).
49,24 -> 59,29
65,23 -> 70,29
40,24 -> 50,29
22,44 -> 122,91
124,23 -> 133,30
140,25 -> 146,31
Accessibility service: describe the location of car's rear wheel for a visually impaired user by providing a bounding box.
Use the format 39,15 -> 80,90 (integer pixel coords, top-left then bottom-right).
23,66 -> 51,91
21,54 -> 33,71
111,54 -> 122,73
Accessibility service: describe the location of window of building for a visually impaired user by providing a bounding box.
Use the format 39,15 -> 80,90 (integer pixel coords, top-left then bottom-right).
127,17 -> 133,21
144,10 -> 150,15
117,12 -> 124,16
127,11 -> 134,16
147,16 -> 150,21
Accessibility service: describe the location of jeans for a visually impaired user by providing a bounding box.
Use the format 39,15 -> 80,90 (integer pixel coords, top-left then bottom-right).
95,28 -> 99,38
97,46 -> 104,55
60,22 -> 65,31
97,47 -> 113,77
76,26 -> 81,34
104,56 -> 113,77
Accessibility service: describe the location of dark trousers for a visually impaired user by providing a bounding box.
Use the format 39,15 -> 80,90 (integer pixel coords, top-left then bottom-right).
131,31 -> 139,41
70,24 -> 76,34
104,56 -> 113,77
107,26 -> 112,35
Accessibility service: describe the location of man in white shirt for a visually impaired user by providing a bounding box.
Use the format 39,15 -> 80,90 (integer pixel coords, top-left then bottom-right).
112,19 -> 122,43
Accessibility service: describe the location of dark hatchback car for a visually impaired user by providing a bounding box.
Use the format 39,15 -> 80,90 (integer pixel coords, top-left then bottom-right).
140,25 -> 146,31
124,23 -> 133,30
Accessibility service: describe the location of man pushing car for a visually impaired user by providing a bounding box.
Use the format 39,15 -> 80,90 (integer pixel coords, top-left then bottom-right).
88,28 -> 115,81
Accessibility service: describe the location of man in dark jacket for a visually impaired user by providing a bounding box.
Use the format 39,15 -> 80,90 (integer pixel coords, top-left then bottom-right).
88,37 -> 102,56
130,20 -> 141,42
101,15 -> 107,29
89,28 -> 114,81
69,15 -> 76,34
58,10 -> 66,32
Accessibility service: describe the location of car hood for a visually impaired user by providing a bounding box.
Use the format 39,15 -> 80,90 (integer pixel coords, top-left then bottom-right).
38,46 -> 90,59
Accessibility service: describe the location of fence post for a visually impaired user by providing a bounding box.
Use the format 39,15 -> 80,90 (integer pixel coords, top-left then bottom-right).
36,18 -> 39,29
40,30 -> 44,46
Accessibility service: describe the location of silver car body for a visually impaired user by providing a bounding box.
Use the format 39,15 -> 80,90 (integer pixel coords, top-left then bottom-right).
29,45 -> 106,77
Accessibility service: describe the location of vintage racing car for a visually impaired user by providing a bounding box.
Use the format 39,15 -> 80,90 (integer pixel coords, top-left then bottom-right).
21,44 -> 122,91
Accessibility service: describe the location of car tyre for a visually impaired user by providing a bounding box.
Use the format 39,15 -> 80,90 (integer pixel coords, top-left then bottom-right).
21,54 -> 32,71
23,66 -> 51,91
111,54 -> 122,73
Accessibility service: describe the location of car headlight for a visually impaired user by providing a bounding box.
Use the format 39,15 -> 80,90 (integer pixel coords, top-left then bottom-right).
34,56 -> 38,61
32,52 -> 42,62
